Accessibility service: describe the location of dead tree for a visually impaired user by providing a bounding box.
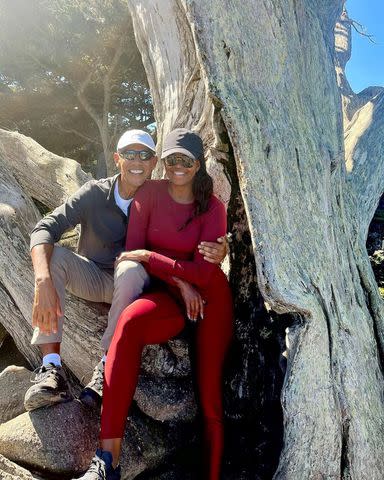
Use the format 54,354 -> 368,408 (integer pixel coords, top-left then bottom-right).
1,1 -> 384,478
127,1 -> 384,478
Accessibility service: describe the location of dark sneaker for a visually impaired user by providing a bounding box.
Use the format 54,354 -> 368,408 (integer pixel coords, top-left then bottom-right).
24,363 -> 73,412
75,449 -> 121,480
79,360 -> 104,409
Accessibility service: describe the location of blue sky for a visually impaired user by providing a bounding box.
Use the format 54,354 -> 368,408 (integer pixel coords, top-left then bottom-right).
345,0 -> 384,93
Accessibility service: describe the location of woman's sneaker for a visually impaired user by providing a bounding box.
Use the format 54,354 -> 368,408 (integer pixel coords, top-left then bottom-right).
79,360 -> 104,409
24,363 -> 73,411
75,449 -> 121,480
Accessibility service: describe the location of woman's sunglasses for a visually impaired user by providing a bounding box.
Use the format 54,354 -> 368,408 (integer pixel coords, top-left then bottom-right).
119,150 -> 154,161
163,155 -> 196,168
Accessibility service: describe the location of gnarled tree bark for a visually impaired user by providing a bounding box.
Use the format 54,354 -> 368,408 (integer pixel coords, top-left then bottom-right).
1,1 -> 384,479
128,1 -> 384,478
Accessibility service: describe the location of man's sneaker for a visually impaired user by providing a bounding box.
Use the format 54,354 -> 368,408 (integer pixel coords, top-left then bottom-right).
79,360 -> 104,409
24,363 -> 73,411
75,449 -> 121,480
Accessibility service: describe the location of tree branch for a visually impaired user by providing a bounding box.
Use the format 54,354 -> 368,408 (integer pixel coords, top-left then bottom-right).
102,34 -> 126,147
342,11 -> 376,44
344,90 -> 384,238
56,123 -> 101,145
74,69 -> 102,128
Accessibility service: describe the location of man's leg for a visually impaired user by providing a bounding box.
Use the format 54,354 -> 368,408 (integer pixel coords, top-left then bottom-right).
101,260 -> 150,351
80,260 -> 150,407
26,245 -> 114,411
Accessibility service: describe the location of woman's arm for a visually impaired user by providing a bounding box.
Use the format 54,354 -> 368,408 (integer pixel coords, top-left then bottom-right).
122,182 -> 176,285
123,185 -> 226,287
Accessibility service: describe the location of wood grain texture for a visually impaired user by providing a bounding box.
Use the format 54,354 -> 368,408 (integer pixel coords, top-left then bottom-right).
128,1 -> 384,478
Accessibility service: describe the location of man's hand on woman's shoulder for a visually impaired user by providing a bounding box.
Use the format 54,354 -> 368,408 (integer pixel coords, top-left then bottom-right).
198,234 -> 231,264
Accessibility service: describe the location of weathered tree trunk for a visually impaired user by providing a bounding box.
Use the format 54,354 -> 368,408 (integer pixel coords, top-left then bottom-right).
128,1 -> 384,478
1,2 -> 384,479
0,130 -> 106,381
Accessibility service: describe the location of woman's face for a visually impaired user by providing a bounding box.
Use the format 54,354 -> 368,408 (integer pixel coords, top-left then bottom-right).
163,154 -> 200,188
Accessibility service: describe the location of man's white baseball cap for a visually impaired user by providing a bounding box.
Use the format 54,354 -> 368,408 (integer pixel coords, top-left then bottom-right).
117,129 -> 156,152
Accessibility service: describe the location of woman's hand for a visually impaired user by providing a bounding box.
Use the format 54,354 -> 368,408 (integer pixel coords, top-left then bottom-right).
173,277 -> 205,322
115,249 -> 151,267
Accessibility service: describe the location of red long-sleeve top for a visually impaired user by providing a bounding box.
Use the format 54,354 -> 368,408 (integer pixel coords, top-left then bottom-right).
125,180 -> 227,288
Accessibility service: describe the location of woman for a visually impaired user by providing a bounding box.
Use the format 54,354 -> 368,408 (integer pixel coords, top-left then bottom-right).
78,129 -> 233,480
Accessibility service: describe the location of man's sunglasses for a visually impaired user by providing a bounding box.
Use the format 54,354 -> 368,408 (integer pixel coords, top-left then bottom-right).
119,150 -> 154,161
163,155 -> 196,168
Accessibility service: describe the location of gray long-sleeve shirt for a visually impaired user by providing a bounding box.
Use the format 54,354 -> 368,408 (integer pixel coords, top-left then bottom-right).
30,175 -> 128,269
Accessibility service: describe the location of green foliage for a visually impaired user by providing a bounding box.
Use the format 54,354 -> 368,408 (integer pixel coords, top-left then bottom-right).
0,0 -> 154,175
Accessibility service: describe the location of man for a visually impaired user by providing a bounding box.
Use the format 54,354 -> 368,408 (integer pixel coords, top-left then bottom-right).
24,129 -> 227,411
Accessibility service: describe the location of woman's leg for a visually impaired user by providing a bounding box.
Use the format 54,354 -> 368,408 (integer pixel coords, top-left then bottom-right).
100,290 -> 185,464
195,269 -> 233,480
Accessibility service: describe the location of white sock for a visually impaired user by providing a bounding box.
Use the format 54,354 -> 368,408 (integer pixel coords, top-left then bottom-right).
42,353 -> 62,367
101,354 -> 107,364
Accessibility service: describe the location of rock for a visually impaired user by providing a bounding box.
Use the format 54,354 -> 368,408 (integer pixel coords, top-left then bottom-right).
135,374 -> 197,422
0,334 -> 31,374
141,466 -> 255,480
141,338 -> 191,378
0,366 -> 32,424
0,285 -> 41,374
142,470 -> 195,480
0,398 -> 193,479
0,454 -> 42,479
119,413 -> 160,480
0,400 -> 99,476
119,407 -> 195,479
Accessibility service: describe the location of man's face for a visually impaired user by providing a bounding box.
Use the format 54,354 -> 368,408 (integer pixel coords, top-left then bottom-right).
114,143 -> 157,190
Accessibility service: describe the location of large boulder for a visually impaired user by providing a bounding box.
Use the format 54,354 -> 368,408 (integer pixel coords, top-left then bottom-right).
135,374 -> 196,422
141,339 -> 191,378
120,411 -> 175,480
0,332 -> 31,378
0,398 -> 194,479
0,401 -> 99,475
0,366 -> 32,424
0,454 -> 42,480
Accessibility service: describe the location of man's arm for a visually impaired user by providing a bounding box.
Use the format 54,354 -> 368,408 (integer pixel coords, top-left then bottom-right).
30,182 -> 93,335
30,180 -> 93,250
31,244 -> 62,336
121,202 -> 228,288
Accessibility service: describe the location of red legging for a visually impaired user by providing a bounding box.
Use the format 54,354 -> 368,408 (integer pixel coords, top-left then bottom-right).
101,269 -> 233,480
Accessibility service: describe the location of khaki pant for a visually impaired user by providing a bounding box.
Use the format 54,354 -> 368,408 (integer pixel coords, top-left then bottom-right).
31,245 -> 150,351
